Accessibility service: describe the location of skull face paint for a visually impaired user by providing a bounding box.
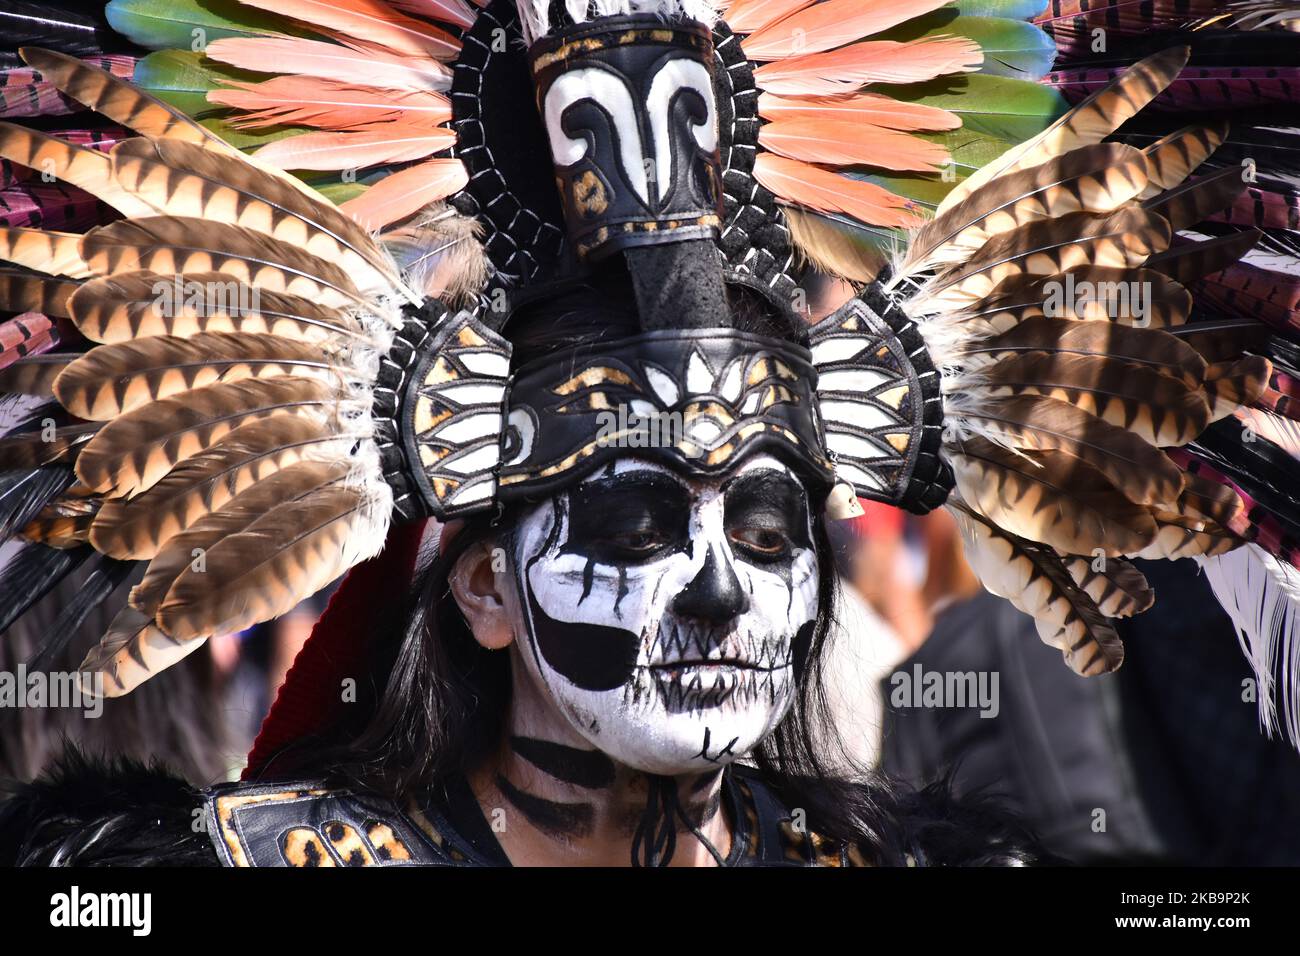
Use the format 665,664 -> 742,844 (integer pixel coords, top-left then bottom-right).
508,454 -> 820,776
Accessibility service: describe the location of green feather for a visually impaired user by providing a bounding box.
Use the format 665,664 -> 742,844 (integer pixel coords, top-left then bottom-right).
949,0 -> 1049,18
133,52 -> 306,153
879,14 -> 1057,81
198,119 -> 307,151
132,49 -> 248,117
313,181 -> 371,205
106,0 -> 311,52
873,74 -> 1067,144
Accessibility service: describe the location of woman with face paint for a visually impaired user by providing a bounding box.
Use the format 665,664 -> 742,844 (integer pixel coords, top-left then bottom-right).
5,1 -> 1297,870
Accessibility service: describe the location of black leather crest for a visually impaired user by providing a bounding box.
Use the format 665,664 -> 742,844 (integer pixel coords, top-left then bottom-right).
528,14 -> 724,260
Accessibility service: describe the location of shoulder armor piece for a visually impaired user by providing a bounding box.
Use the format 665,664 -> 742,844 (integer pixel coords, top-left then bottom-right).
204,780 -> 482,868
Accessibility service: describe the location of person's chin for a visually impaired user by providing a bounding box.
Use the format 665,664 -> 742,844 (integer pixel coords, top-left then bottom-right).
588,704 -> 789,777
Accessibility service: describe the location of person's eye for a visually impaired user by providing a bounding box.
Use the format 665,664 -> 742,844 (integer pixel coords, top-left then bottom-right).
594,529 -> 673,561
729,526 -> 791,559
613,531 -> 665,551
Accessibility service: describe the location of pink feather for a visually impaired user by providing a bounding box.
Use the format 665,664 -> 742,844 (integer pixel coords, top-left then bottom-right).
209,75 -> 451,131
252,124 -> 456,170
235,0 -> 461,61
753,153 -> 926,228
205,37 -> 452,93
755,37 -> 983,94
742,0 -> 957,59
340,157 -> 468,230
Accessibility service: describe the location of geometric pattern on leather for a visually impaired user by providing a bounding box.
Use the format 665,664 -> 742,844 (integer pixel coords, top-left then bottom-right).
808,294 -> 944,511
498,329 -> 835,500
399,310 -> 512,518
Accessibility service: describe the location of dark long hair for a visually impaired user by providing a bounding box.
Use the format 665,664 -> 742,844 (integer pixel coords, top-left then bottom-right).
262,273 -> 1041,865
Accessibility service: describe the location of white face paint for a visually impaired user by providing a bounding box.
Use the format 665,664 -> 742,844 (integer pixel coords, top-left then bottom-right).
506,454 -> 820,775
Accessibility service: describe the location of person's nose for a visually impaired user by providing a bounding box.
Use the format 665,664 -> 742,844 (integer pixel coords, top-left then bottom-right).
671,547 -> 749,623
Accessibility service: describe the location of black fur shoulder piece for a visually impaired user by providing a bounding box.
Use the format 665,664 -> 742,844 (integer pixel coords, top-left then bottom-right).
891,778 -> 1052,866
0,747 -> 219,867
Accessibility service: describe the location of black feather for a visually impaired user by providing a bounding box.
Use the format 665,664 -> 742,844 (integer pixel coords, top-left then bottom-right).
0,0 -> 118,57
25,555 -> 137,672
0,542 -> 89,635
1191,422 -> 1300,537
1265,334 -> 1300,380
0,464 -> 74,545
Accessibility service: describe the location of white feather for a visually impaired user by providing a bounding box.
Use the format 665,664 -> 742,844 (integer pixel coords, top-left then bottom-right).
1197,544 -> 1300,746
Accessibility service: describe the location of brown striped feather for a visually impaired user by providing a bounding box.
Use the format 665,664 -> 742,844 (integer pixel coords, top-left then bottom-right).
948,435 -> 1157,556
89,414 -> 344,560
958,393 -> 1183,505
966,267 -> 1192,332
975,351 -> 1210,446
1138,122 -> 1229,199
0,353 -> 75,396
1142,165 -> 1247,233
1058,553 -> 1154,619
0,123 -> 158,218
0,228 -> 91,278
1177,472 -> 1247,529
68,271 -> 366,345
80,218 -> 367,310
924,208 -> 1171,309
950,499 -> 1126,675
965,316 -> 1206,388
129,459 -> 350,617
79,605 -> 206,698
53,332 -> 337,420
1145,230 -> 1260,284
905,144 -> 1150,275
74,375 -> 335,498
19,49 -> 230,155
109,138 -> 403,294
935,46 -> 1189,215
1204,356 -> 1272,422
0,421 -> 97,469
0,269 -> 78,317
156,483 -> 372,641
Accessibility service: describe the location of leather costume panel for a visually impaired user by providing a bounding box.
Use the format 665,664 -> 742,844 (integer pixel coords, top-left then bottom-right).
205,781 -> 474,867
498,328 -> 835,499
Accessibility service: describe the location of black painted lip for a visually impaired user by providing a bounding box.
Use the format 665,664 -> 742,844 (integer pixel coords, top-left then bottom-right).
646,659 -> 789,673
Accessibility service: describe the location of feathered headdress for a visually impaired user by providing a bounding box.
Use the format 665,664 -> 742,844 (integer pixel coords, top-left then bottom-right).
2,0 -> 1300,752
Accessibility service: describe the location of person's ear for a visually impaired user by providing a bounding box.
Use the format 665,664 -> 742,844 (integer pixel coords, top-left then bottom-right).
449,539 -> 515,650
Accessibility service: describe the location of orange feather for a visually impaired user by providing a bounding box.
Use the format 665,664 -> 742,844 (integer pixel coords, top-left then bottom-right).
209,76 -> 451,131
235,0 -> 461,61
759,91 -> 961,131
754,153 -> 927,228
760,118 -> 950,172
742,0 -> 957,59
252,124 -> 456,170
205,37 -> 452,92
340,158 -> 469,230
754,37 -> 983,95
385,0 -> 476,29
724,0 -> 816,34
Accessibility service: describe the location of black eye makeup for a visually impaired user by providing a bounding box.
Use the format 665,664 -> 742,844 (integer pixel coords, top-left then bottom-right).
564,472 -> 691,564
722,470 -> 812,563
